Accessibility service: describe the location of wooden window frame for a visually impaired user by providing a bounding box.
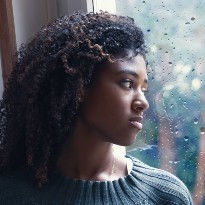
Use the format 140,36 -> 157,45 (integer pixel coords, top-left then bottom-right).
0,0 -> 17,85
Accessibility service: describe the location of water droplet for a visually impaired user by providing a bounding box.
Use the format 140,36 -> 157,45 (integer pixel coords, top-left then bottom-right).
169,161 -> 173,164
168,62 -> 172,64
194,118 -> 198,124
184,136 -> 189,141
185,22 -> 190,24
142,1 -> 146,3
175,129 -> 179,134
147,29 -> 151,32
170,104 -> 173,108
200,127 -> 205,134
164,33 -> 168,35
191,17 -> 195,21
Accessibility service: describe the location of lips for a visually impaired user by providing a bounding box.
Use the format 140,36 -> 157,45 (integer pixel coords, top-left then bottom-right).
129,116 -> 143,130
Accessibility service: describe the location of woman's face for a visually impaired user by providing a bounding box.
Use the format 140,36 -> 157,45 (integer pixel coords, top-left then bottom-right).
80,54 -> 149,146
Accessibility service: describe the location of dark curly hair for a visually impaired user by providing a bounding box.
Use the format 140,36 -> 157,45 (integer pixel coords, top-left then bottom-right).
0,11 -> 147,186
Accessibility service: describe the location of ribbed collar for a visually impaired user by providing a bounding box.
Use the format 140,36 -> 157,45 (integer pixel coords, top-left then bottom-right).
43,155 -> 148,205
53,155 -> 134,184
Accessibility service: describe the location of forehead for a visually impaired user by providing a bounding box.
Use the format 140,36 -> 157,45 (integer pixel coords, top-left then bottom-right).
116,55 -> 147,72
100,55 -> 148,80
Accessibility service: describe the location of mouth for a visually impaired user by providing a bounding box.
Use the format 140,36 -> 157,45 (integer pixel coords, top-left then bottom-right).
128,116 -> 143,130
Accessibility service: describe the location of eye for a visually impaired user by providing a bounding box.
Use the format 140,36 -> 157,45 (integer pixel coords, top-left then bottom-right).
120,79 -> 134,89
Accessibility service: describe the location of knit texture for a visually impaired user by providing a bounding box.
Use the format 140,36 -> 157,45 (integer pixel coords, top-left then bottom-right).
0,155 -> 193,205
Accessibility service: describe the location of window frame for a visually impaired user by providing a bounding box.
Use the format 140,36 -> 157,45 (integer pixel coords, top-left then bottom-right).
0,0 -> 17,85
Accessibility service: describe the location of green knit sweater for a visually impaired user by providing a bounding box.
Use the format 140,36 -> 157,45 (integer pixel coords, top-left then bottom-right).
0,156 -> 193,205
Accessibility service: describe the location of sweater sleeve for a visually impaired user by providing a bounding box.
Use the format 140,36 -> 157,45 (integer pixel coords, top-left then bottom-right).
0,169 -> 37,205
151,168 -> 193,205
131,157 -> 193,205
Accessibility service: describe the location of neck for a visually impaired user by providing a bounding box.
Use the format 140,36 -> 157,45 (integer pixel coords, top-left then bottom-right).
57,119 -> 115,181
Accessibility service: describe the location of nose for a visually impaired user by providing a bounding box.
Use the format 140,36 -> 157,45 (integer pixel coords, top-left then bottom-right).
131,93 -> 149,113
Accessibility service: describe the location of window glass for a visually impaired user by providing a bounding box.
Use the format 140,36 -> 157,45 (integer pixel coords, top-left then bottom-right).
94,0 -> 205,203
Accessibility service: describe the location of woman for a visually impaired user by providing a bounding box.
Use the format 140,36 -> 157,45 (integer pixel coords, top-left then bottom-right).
0,11 -> 192,204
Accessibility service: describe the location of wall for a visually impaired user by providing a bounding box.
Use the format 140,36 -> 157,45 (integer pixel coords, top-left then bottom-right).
93,0 -> 116,13
12,0 -> 93,48
12,0 -> 49,48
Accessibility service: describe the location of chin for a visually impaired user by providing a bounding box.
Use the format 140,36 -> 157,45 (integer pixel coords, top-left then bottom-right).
114,134 -> 137,147
123,139 -> 137,146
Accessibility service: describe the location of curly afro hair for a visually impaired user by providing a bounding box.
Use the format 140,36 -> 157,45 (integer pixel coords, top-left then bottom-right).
0,11 -> 147,186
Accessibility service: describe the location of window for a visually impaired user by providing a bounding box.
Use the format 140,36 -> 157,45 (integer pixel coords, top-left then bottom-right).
94,0 -> 205,204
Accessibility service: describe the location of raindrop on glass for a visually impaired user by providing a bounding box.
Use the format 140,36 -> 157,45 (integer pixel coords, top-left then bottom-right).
191,17 -> 195,21
184,136 -> 189,141
194,118 -> 198,124
175,129 -> 179,134
200,127 -> 205,134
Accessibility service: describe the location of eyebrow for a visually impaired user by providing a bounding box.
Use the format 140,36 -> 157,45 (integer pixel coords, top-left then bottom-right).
117,69 -> 148,84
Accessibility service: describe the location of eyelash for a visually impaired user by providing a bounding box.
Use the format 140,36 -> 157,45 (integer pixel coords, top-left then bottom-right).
120,79 -> 149,93
120,79 -> 133,89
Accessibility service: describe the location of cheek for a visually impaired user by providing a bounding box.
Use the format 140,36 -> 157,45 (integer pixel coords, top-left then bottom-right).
81,88 -> 138,145
83,94 -> 115,123
101,84 -> 125,105
85,89 -> 130,125
84,84 -> 132,126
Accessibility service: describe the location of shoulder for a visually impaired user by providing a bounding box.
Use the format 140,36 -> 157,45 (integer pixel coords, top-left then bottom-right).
0,168 -> 38,204
127,155 -> 193,205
